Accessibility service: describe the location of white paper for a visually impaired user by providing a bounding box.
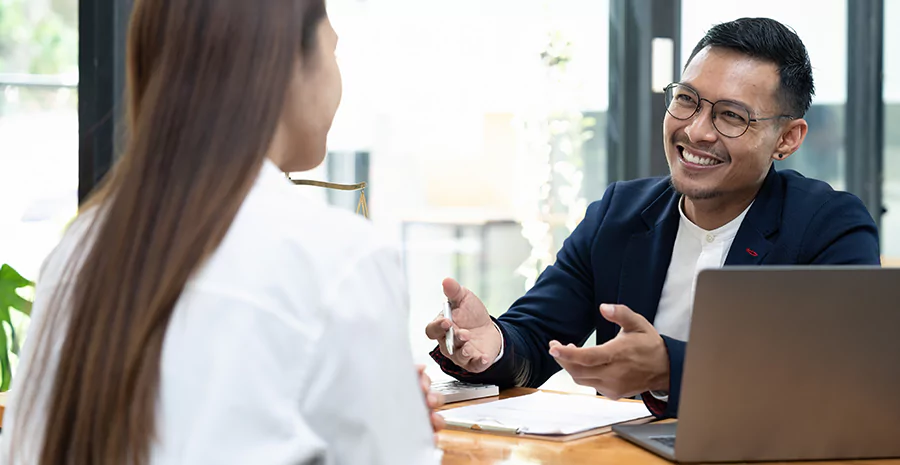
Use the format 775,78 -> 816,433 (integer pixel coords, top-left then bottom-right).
438,391 -> 652,435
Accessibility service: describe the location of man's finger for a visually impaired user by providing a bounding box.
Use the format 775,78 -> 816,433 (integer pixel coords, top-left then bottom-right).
549,341 -> 615,366
558,361 -> 613,381
553,363 -> 626,399
457,341 -> 482,360
442,277 -> 468,305
454,327 -> 472,345
599,304 -> 651,333
456,342 -> 493,368
552,349 -> 616,379
425,318 -> 451,340
450,344 -> 475,366
552,363 -> 608,392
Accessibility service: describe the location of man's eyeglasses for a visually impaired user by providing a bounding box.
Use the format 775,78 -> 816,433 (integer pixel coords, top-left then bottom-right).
663,83 -> 796,138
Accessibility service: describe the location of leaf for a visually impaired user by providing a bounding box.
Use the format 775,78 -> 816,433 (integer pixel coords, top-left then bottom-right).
0,264 -> 33,389
0,264 -> 31,288
0,320 -> 11,392
0,264 -> 34,317
0,305 -> 15,355
0,304 -> 20,356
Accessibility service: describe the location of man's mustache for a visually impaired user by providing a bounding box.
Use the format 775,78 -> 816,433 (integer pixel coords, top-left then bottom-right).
672,133 -> 729,162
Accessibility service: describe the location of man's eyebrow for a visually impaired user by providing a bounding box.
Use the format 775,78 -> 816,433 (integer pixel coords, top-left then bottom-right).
678,80 -> 757,113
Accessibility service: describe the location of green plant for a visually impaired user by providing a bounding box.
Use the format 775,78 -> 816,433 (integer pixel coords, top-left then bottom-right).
0,263 -> 33,391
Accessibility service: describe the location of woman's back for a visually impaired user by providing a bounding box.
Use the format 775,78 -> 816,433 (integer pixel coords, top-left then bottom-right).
1,161 -> 438,464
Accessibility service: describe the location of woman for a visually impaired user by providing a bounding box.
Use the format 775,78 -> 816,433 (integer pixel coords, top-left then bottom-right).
0,0 -> 441,464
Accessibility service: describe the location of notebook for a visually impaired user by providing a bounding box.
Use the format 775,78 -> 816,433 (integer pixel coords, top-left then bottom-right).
431,380 -> 499,404
438,391 -> 653,441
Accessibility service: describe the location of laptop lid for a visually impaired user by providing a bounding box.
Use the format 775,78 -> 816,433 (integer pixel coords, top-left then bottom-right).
674,267 -> 900,463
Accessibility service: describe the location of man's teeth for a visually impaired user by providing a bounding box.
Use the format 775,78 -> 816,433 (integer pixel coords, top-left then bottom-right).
683,149 -> 722,166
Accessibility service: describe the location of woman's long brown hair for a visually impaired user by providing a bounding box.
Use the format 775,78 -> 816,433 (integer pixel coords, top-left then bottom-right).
15,0 -> 326,464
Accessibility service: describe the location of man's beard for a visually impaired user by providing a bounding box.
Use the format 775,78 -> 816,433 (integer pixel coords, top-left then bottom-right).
670,177 -> 723,200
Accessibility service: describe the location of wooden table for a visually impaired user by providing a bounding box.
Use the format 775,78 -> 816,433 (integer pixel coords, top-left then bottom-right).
1,387 -> 895,464
437,388 -> 900,465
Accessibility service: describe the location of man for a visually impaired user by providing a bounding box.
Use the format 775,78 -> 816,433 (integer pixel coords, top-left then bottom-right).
424,17 -> 879,419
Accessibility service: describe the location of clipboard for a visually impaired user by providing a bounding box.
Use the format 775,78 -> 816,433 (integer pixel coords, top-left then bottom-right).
439,391 -> 654,442
444,414 -> 653,442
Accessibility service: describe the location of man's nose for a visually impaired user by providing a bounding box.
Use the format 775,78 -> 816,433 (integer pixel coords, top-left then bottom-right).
684,102 -> 719,144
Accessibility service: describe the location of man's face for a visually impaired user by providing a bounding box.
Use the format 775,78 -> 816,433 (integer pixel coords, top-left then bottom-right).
663,46 -> 788,200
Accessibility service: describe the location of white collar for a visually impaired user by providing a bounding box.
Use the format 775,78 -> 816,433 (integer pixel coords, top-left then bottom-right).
258,158 -> 295,187
677,196 -> 753,243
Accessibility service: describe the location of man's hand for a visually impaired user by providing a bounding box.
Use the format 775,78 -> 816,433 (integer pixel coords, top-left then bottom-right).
549,304 -> 670,400
417,365 -> 445,439
424,278 -> 503,373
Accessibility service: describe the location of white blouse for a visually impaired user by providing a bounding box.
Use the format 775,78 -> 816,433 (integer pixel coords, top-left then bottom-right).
0,159 -> 438,465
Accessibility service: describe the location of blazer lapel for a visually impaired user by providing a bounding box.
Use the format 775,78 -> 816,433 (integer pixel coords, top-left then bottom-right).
725,166 -> 783,265
615,167 -> 782,323
617,186 -> 681,324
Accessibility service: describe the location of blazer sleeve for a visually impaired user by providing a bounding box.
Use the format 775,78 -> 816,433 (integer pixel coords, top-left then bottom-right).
800,192 -> 880,265
431,183 -> 618,388
642,336 -> 685,418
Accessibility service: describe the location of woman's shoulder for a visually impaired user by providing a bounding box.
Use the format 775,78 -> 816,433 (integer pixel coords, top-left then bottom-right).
216,186 -> 400,295
245,188 -> 393,260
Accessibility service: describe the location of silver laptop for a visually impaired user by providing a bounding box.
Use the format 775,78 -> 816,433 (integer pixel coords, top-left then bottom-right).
614,267 -> 900,463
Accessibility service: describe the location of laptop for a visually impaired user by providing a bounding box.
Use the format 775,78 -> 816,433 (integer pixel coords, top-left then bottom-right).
614,267 -> 900,463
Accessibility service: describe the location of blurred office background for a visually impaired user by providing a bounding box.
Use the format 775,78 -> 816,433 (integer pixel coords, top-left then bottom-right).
0,0 -> 896,387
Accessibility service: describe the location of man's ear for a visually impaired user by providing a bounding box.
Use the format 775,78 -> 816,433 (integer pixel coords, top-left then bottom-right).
772,118 -> 808,161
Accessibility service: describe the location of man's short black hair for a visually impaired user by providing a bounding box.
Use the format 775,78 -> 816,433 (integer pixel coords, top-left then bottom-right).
686,17 -> 815,118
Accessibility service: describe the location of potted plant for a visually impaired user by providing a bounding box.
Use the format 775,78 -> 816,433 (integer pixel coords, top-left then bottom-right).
0,263 -> 34,391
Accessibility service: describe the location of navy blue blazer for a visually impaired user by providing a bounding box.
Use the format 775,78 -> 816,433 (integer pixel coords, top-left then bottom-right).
431,166 -> 880,418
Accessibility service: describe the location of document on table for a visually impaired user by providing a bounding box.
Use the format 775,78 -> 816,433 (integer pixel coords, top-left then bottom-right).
438,391 -> 652,437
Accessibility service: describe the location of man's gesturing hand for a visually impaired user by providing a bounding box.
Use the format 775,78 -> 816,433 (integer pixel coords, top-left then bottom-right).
424,278 -> 503,373
549,304 -> 670,400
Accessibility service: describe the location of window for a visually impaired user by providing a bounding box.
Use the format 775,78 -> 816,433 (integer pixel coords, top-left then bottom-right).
0,0 -> 78,281
881,0 -> 900,258
324,0 -> 609,371
681,0 -> 847,190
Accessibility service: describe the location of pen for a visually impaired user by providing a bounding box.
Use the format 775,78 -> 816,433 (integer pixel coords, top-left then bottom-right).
443,301 -> 454,356
444,419 -> 521,435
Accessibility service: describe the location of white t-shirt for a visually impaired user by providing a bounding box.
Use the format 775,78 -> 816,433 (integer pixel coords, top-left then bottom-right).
0,160 -> 438,465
